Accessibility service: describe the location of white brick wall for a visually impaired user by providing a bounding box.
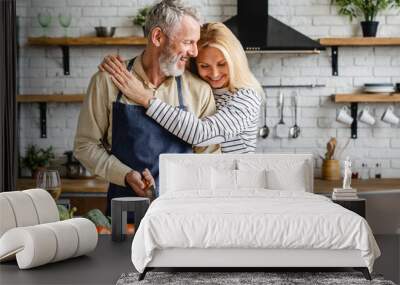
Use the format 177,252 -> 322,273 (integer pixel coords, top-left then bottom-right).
17,0 -> 400,178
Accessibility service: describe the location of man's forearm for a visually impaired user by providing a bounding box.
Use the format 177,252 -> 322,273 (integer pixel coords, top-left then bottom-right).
73,139 -> 132,186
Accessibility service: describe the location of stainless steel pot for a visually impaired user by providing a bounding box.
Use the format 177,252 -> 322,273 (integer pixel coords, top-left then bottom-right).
95,26 -> 116,37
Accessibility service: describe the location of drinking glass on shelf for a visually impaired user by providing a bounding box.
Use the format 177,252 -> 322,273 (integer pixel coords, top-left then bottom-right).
37,11 -> 52,37
58,13 -> 72,37
36,170 -> 62,200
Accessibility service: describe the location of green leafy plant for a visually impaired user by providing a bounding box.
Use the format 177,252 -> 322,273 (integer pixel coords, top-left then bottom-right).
133,7 -> 151,28
332,0 -> 400,21
21,145 -> 55,173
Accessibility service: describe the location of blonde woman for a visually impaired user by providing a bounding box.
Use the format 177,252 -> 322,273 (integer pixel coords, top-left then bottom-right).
100,23 -> 263,153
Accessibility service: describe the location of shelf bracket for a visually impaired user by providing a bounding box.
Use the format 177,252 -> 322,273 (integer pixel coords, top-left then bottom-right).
61,45 -> 70,75
350,102 -> 358,139
331,46 -> 338,76
39,102 -> 47,138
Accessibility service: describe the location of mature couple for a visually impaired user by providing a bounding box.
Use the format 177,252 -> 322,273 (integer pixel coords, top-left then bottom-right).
73,0 -> 263,215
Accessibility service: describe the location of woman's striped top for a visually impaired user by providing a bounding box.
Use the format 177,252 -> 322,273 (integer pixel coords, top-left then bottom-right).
145,87 -> 261,153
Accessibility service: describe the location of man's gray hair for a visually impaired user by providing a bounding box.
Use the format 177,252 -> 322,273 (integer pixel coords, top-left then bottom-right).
144,0 -> 201,38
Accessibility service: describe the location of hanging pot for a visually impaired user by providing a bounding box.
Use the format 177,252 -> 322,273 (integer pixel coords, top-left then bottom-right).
361,21 -> 379,37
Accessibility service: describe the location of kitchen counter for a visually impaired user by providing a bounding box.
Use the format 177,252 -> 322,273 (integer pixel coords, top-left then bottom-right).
16,177 -> 399,215
16,178 -> 400,195
315,179 -> 400,236
314,178 -> 400,194
16,178 -> 109,215
17,177 -> 108,194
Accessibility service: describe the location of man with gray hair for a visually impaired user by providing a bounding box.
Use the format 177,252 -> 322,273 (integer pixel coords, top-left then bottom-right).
74,0 -> 219,216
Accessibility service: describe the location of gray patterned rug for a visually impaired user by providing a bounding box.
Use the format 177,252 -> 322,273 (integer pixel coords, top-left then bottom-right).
116,271 -> 396,285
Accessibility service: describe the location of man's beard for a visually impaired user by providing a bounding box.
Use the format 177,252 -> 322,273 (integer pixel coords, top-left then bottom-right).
159,47 -> 185,77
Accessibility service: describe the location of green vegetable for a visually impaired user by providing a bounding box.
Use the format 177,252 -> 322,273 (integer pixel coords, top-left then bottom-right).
57,205 -> 77,221
83,209 -> 111,229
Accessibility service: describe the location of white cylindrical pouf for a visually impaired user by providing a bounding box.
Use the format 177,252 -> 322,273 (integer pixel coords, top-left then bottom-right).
23,189 -> 59,224
0,226 -> 57,269
42,221 -> 79,263
1,192 -> 39,227
0,196 -> 17,237
64,218 -> 98,257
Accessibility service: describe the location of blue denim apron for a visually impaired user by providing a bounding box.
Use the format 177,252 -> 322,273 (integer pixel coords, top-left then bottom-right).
106,58 -> 192,216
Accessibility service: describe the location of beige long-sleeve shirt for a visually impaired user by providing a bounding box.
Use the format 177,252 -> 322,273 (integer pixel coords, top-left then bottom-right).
74,55 -> 220,187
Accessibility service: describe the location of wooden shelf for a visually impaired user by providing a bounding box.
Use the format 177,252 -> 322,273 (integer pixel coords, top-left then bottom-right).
17,177 -> 400,195
319,37 -> 400,46
28,36 -> 147,46
332,93 -> 400,139
333,93 -> 400,103
17,178 -> 108,194
314,178 -> 400,194
318,37 -> 400,76
17,94 -> 85,103
28,37 -> 147,76
17,94 -> 85,138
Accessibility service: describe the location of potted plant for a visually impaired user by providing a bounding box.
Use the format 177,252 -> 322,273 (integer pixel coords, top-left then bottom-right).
133,6 -> 150,36
332,0 -> 400,37
21,145 -> 55,179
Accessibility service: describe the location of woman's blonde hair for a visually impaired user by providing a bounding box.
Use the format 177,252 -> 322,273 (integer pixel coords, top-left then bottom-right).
196,22 -> 264,96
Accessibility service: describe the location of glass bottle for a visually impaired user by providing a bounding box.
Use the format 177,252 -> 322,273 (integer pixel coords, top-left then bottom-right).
375,163 -> 382,179
369,166 -> 375,179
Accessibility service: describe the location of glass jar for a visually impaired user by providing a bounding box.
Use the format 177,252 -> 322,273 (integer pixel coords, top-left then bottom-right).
360,163 -> 369,180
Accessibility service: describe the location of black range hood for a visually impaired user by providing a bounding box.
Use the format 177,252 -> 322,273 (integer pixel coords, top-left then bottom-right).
224,0 -> 324,52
